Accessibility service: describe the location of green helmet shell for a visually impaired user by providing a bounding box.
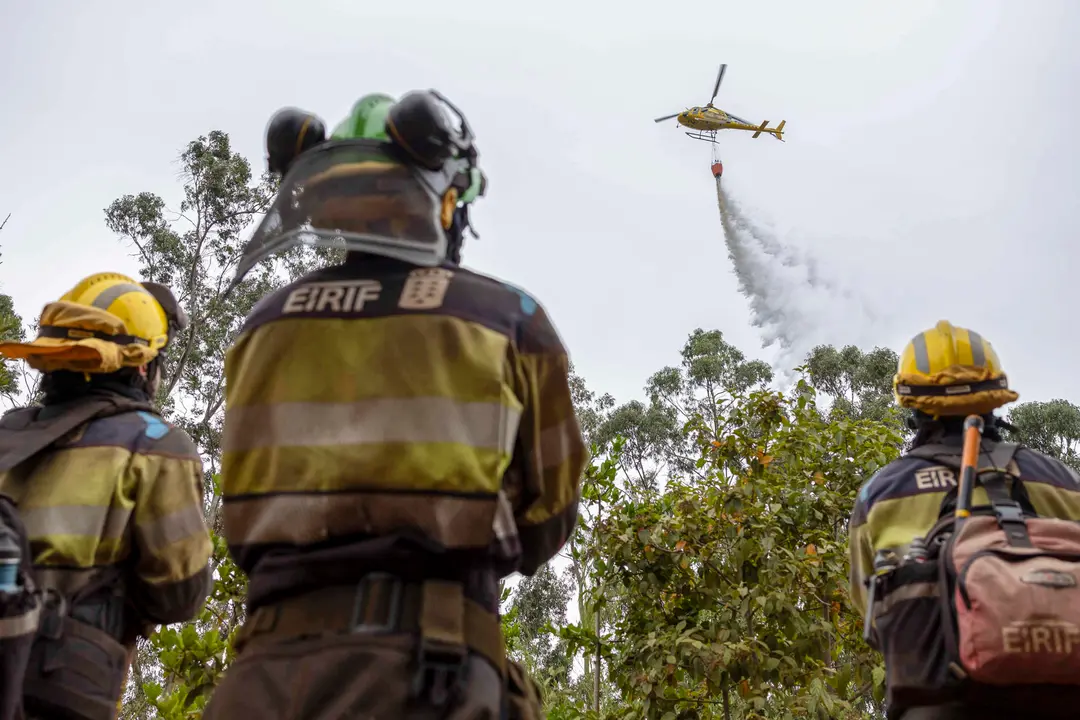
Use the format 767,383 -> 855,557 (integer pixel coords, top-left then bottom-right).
459,167 -> 484,204
331,93 -> 395,141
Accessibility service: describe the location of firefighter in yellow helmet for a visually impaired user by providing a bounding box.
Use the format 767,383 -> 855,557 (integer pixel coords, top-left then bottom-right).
849,321 -> 1080,720
0,273 -> 213,720
201,94 -> 586,718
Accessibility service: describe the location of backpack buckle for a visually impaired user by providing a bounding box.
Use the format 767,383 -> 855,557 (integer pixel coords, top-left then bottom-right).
38,590 -> 66,641
349,573 -> 404,634
993,500 -> 1026,525
992,500 -> 1033,547
409,639 -> 469,708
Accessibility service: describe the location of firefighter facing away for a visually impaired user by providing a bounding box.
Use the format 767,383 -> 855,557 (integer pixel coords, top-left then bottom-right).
201,90 -> 588,719
849,321 -> 1080,720
0,273 -> 214,720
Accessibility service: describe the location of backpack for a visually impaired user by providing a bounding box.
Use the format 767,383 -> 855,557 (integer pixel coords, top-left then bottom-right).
0,493 -> 40,720
867,440 -> 1080,718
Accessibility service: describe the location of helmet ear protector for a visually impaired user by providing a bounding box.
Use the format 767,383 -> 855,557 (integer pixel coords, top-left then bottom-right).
266,108 -> 329,176
140,281 -> 189,349
263,91 -> 487,236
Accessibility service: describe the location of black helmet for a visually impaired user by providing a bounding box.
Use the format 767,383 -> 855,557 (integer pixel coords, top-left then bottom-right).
265,108 -> 327,176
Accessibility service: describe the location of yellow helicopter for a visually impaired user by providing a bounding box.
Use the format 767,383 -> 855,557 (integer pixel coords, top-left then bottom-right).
654,64 -> 786,143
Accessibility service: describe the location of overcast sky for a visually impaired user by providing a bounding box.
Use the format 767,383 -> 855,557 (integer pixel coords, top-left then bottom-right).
2,0 -> 1078,409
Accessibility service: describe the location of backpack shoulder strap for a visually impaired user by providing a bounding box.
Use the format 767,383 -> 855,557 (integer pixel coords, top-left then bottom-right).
905,443 -> 962,469
906,441 -> 1021,474
907,440 -> 1032,523
0,395 -> 156,474
986,441 -> 1021,475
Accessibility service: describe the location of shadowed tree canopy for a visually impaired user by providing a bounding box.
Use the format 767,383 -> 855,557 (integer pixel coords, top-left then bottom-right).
588,329 -> 774,492
1005,399 -> 1080,470
803,344 -> 900,424
570,361 -> 615,448
504,564 -> 576,689
0,243 -> 25,401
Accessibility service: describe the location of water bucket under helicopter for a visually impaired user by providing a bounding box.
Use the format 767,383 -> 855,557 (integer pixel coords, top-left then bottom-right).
711,161 -> 723,178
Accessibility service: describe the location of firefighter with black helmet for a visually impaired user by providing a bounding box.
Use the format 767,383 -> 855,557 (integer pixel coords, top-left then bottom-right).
849,321 -> 1080,720
202,90 -> 586,718
0,273 -> 213,720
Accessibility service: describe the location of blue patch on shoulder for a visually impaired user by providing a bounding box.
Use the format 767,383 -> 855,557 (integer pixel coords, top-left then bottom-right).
137,412 -> 170,440
858,475 -> 876,504
502,282 -> 537,316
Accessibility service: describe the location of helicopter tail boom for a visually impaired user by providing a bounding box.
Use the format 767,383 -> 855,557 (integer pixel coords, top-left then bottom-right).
750,119 -> 786,141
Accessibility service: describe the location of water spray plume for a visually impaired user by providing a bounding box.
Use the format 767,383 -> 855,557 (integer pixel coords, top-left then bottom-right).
714,176 -> 880,375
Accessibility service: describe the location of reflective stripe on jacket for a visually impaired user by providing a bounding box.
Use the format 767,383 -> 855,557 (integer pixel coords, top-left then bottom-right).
221,258 -> 588,606
0,400 -> 213,625
848,435 -> 1080,617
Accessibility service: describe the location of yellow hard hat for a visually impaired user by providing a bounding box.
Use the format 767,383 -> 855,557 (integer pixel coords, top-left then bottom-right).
893,320 -> 1018,417
0,272 -> 187,374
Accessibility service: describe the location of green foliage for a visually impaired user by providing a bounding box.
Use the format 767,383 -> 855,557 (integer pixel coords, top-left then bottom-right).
506,564 -> 574,679
0,245 -> 25,400
569,362 -> 615,447
588,329 -> 774,492
1005,399 -> 1080,470
0,293 -> 23,397
141,527 -> 246,718
560,381 -> 901,719
803,344 -> 900,424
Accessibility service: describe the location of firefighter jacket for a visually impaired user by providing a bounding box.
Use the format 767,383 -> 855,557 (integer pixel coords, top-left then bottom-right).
220,256 -> 589,612
848,432 -> 1080,617
0,386 -> 213,627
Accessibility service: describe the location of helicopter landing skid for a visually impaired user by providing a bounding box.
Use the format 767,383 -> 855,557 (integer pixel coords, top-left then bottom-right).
685,130 -> 719,144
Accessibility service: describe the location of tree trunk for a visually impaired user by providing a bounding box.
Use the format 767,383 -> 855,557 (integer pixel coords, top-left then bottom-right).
593,494 -> 603,713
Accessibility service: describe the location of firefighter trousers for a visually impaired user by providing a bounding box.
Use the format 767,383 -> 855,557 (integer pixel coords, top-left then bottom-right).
201,575 -> 544,720
201,630 -> 506,720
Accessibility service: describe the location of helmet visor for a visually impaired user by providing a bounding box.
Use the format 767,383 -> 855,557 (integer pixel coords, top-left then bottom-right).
231,140 -> 448,289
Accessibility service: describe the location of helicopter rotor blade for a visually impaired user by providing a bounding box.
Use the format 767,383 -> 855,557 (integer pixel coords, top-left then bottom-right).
710,63 -> 727,105
653,112 -> 680,123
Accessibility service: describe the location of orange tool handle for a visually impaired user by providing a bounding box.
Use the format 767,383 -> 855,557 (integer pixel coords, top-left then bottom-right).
956,414 -> 985,519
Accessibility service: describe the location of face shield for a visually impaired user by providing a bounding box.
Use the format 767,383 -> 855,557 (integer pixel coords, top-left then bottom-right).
140,282 -> 189,347
229,140 -> 452,293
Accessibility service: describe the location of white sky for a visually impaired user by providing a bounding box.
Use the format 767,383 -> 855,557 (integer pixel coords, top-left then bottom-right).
2,0 -> 1079,409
